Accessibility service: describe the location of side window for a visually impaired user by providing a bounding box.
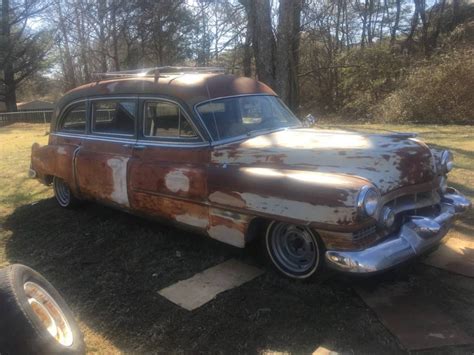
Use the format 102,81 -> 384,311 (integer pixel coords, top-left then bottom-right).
144,101 -> 197,138
59,102 -> 86,133
92,100 -> 136,135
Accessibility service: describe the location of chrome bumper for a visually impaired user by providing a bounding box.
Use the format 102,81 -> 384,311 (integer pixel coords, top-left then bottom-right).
325,187 -> 471,274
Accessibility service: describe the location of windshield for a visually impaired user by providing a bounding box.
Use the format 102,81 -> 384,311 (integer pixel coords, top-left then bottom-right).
196,95 -> 301,141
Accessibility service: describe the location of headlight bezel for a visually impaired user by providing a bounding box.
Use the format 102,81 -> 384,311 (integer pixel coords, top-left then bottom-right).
357,185 -> 381,218
440,150 -> 454,173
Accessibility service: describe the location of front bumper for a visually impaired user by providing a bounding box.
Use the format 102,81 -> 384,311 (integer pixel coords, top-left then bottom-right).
325,187 -> 471,274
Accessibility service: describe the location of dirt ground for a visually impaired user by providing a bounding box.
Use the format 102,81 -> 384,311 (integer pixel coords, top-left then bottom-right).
1,123 -> 473,354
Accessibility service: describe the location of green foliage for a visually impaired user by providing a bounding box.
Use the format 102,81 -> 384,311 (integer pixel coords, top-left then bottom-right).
375,49 -> 474,124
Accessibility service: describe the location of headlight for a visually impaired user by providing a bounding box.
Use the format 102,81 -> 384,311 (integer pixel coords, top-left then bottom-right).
357,186 -> 380,217
441,150 -> 454,173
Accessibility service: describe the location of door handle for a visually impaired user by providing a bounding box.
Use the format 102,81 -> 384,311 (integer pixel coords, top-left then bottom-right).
134,145 -> 147,151
122,144 -> 132,148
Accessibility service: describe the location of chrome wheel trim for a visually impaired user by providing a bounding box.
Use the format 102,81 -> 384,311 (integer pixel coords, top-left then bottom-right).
24,281 -> 74,347
53,178 -> 70,207
266,221 -> 320,278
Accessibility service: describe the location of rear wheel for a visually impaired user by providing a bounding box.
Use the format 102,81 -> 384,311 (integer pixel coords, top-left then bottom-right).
263,221 -> 323,280
53,177 -> 79,208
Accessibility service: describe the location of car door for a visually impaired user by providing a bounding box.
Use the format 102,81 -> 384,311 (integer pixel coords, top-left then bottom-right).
75,97 -> 138,207
128,98 -> 211,232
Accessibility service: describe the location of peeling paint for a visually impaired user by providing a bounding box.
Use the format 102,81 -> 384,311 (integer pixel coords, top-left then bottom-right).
209,191 -> 246,208
165,169 -> 190,193
107,157 -> 130,206
207,225 -> 245,248
176,213 -> 209,229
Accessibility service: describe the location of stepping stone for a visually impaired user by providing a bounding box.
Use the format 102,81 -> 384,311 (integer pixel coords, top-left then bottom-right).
423,237 -> 474,277
312,346 -> 339,355
355,282 -> 473,350
158,259 -> 264,311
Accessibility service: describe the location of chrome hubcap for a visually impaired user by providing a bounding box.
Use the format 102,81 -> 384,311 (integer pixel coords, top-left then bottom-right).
24,282 -> 73,347
268,222 -> 318,274
54,178 -> 70,207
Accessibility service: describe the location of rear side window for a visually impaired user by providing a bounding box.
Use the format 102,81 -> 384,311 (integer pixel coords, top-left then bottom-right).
144,101 -> 197,138
92,100 -> 136,136
59,102 -> 86,133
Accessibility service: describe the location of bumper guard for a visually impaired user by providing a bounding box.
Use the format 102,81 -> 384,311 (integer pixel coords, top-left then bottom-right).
325,187 -> 471,273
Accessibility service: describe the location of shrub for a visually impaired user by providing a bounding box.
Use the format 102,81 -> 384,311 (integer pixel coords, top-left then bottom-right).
374,49 -> 474,124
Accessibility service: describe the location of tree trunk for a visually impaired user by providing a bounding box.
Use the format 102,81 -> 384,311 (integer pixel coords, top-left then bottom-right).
275,0 -> 302,110
74,0 -> 91,82
56,0 -> 77,89
242,26 -> 252,77
2,0 -> 17,111
111,0 -> 120,71
240,0 -> 275,88
360,0 -> 369,47
390,0 -> 401,46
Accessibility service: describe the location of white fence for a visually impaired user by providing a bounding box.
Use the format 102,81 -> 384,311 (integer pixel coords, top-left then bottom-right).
0,110 -> 53,127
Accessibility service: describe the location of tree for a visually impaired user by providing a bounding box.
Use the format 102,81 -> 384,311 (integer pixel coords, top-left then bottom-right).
0,0 -> 50,111
240,0 -> 302,109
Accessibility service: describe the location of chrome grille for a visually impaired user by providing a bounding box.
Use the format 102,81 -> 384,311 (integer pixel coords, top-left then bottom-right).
386,190 -> 440,215
353,225 -> 377,241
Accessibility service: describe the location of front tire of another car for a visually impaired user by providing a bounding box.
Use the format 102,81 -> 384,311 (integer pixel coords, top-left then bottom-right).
53,176 -> 80,208
263,221 -> 324,280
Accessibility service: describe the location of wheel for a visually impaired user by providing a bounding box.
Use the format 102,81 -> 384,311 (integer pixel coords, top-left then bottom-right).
263,221 -> 323,280
0,264 -> 85,354
53,176 -> 79,208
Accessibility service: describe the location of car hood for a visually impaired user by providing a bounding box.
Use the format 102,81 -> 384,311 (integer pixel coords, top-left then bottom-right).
211,128 -> 436,194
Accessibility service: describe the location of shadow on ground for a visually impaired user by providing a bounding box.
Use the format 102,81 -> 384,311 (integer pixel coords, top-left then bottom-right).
4,199 -> 474,353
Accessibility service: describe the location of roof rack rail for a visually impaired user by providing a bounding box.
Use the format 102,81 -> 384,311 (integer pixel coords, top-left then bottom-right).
92,66 -> 226,81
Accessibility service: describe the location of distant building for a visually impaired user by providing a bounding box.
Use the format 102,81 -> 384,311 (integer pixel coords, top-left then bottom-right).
17,100 -> 54,111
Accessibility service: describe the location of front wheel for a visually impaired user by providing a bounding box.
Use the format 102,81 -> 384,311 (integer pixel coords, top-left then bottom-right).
263,221 -> 323,280
0,264 -> 85,354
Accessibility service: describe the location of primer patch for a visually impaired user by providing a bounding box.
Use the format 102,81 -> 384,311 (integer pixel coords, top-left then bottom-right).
356,282 -> 473,350
423,237 -> 474,277
158,259 -> 264,311
164,169 -> 190,193
107,157 -> 129,206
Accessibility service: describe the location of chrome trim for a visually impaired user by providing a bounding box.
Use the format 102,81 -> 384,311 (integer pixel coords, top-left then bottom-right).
208,127 -> 296,147
442,187 -> 471,214
51,132 -> 210,148
385,190 -> 441,215
356,185 -> 380,217
28,168 -> 37,178
135,140 -> 210,148
441,149 -> 454,173
325,188 -> 471,273
381,206 -> 395,228
52,132 -> 136,143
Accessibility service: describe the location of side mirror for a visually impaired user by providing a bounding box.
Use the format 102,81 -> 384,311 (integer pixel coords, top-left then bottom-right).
302,114 -> 317,127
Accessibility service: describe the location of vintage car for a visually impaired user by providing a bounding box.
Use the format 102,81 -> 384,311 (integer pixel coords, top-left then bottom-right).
30,67 -> 471,280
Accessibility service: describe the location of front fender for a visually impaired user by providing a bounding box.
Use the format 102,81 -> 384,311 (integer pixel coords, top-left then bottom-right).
207,165 -> 372,229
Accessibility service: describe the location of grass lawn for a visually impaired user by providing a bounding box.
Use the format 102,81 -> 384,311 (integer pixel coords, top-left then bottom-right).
0,122 -> 472,353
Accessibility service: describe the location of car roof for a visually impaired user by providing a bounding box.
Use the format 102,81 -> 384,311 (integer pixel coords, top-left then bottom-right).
54,73 -> 276,118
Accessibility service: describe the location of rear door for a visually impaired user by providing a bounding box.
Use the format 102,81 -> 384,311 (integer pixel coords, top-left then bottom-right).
128,98 -> 211,231
75,97 -> 138,208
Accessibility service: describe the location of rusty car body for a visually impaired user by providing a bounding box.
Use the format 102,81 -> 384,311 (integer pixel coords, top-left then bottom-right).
29,67 -> 471,279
